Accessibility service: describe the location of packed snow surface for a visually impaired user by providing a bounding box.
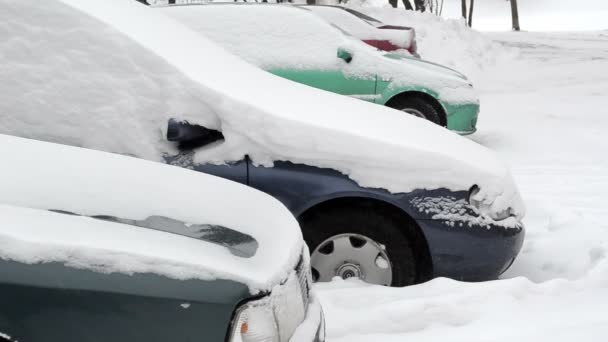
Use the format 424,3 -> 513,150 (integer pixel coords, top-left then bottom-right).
0,0 -> 523,222
0,134 -> 303,293
314,8 -> 608,342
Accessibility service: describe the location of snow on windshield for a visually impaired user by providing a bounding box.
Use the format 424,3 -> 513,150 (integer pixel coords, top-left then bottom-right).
0,0 -> 522,223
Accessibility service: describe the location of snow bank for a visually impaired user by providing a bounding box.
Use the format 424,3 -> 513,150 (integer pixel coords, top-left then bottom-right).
340,4 -> 518,83
0,134 -> 303,293
317,272 -> 608,342
0,0 -> 523,223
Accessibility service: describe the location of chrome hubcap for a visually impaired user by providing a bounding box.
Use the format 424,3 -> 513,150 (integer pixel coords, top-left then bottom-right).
310,233 -> 392,286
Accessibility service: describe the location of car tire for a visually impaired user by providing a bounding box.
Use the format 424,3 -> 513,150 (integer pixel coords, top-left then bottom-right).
300,206 -> 416,287
389,96 -> 442,125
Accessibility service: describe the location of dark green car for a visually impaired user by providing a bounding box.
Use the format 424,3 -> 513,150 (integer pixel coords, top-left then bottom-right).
161,4 -> 480,134
0,135 -> 324,342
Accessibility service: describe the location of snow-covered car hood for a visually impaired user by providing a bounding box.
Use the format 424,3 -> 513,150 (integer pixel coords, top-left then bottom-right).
0,134 -> 303,293
0,0 -> 523,224
384,52 -> 470,81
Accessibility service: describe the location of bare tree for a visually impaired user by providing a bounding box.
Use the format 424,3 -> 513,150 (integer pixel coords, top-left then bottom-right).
468,0 -> 474,27
413,0 -> 426,11
510,0 -> 521,31
461,0 -> 467,20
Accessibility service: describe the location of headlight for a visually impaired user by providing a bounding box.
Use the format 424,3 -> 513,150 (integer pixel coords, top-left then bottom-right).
229,264 -> 309,342
468,185 -> 513,221
230,297 -> 279,342
489,207 -> 513,221
468,185 -> 482,210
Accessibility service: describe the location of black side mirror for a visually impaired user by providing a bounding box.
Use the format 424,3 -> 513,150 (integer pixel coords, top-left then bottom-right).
167,118 -> 224,150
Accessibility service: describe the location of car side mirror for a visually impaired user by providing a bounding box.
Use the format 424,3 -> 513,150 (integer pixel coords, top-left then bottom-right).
167,118 -> 224,149
337,48 -> 353,63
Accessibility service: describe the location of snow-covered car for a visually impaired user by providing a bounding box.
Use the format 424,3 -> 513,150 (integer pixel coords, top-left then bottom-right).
299,5 -> 419,57
159,4 -> 478,134
0,0 -> 523,287
0,135 -> 323,342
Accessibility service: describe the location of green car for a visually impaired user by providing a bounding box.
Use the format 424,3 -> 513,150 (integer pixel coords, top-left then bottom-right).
160,3 -> 480,134
0,135 -> 324,342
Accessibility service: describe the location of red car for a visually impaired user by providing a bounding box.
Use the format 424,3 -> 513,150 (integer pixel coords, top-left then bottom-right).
300,5 -> 419,57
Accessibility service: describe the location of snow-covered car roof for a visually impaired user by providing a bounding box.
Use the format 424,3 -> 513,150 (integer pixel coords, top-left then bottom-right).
300,5 -> 413,48
0,134 -> 303,293
0,0 -> 523,221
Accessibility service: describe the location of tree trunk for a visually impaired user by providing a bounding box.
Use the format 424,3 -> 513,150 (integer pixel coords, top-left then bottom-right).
468,0 -> 474,27
413,0 -> 426,12
461,0 -> 467,20
402,0 -> 414,10
510,0 -> 521,31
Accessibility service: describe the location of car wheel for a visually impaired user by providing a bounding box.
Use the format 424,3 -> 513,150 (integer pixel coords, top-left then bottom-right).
300,206 -> 416,287
389,96 -> 442,125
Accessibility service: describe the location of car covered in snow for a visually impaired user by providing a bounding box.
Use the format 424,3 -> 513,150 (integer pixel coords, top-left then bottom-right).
299,5 -> 419,57
158,3 -> 478,134
0,0 -> 523,287
0,134 -> 323,342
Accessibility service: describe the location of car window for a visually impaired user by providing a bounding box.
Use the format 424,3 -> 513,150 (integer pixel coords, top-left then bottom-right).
161,5 -> 347,70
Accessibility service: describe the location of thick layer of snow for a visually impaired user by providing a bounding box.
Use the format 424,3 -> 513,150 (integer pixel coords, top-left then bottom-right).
315,19 -> 608,342
344,5 -> 517,84
0,0 -> 523,223
160,4 -> 477,104
0,134 -> 303,293
302,5 -> 413,48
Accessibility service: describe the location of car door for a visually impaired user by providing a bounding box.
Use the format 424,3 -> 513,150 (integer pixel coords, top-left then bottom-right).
270,67 -> 376,100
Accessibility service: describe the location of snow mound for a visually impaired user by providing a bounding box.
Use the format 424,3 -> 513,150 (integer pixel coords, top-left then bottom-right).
344,5 -> 518,82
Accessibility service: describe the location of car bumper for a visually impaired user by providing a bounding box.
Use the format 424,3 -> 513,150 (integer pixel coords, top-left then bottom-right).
290,293 -> 325,342
417,219 -> 525,281
445,102 -> 479,135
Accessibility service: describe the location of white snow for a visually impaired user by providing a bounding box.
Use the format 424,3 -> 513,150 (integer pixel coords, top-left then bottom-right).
159,4 -> 478,104
0,0 -> 523,224
340,0 -> 608,31
313,8 -> 608,342
0,134 -> 303,293
302,5 -> 413,48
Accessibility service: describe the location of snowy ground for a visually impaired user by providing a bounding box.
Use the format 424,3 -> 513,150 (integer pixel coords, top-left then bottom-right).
315,13 -> 608,341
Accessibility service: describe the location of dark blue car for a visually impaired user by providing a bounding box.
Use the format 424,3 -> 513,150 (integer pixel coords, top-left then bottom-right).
166,120 -> 524,287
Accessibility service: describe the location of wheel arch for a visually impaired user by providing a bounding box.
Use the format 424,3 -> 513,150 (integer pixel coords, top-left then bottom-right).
297,196 -> 433,283
385,91 -> 448,127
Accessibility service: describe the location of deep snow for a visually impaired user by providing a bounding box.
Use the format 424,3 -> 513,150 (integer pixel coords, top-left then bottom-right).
316,7 -> 608,342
